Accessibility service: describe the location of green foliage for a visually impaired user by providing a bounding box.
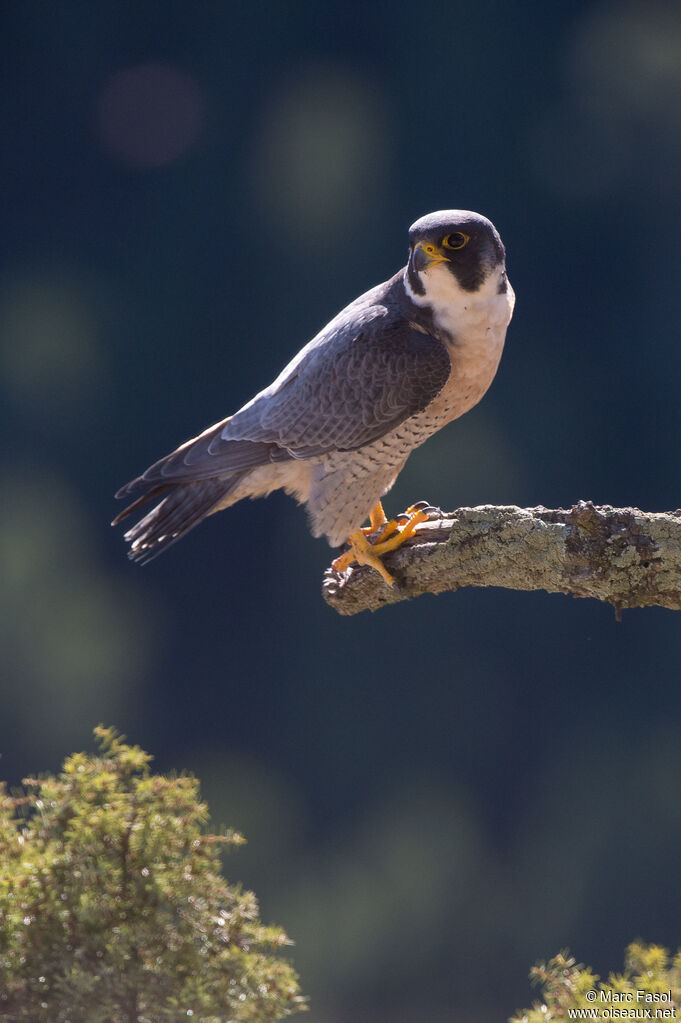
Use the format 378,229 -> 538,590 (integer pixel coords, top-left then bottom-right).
0,726 -> 306,1023
512,944 -> 681,1022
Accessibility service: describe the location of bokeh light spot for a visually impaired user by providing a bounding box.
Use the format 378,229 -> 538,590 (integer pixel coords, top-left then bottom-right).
97,63 -> 205,169
528,0 -> 681,200
251,63 -> 391,240
0,470 -> 157,749
0,275 -> 102,413
569,0 -> 681,128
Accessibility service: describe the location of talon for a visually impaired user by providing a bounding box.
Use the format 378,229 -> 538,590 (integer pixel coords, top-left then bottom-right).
332,502 -> 429,588
362,518 -> 399,542
334,530 -> 397,587
375,518 -> 400,542
331,549 -> 356,575
404,501 -> 441,520
384,508 -> 428,544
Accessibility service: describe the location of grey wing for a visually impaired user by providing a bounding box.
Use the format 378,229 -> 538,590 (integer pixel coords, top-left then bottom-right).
115,320 -> 450,501
227,320 -> 451,456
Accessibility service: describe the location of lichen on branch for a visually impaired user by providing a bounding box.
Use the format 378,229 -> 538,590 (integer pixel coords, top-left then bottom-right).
323,502 -> 681,616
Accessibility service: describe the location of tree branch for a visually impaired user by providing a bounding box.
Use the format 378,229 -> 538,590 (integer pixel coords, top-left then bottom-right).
322,502 -> 681,616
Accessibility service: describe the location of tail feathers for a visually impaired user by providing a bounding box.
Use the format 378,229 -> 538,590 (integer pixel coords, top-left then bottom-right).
120,475 -> 245,564
111,485 -> 172,527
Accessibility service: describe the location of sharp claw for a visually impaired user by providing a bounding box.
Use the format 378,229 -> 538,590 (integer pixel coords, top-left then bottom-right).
335,501 -> 431,587
406,503 -> 442,520
331,549 -> 354,575
375,519 -> 399,543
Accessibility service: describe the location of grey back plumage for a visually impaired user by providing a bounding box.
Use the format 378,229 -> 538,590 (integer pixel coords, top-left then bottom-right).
224,310 -> 451,457
116,271 -> 450,500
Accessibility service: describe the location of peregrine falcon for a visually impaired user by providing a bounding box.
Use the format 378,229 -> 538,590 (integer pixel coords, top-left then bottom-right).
113,210 -> 515,587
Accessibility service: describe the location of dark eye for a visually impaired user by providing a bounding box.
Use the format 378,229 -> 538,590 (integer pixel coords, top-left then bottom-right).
442,232 -> 470,250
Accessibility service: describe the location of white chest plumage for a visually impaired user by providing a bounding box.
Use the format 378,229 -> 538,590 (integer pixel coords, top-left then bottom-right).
405,262 -> 515,424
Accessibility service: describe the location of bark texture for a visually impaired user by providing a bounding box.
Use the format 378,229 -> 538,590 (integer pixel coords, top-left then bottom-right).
322,502 -> 681,616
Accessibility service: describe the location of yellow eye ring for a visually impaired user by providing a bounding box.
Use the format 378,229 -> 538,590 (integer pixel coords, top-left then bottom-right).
442,232 -> 470,250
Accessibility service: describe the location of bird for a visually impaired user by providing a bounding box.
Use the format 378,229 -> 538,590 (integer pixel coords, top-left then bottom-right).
113,209 -> 515,588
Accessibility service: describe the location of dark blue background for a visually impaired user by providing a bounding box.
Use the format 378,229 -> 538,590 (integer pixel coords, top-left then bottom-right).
2,2 -> 681,1020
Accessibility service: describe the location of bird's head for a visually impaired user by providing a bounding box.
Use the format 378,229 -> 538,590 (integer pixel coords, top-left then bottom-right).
406,210 -> 507,299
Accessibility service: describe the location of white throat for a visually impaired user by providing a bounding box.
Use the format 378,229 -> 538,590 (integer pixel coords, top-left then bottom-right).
404,263 -> 515,346
403,263 -> 515,418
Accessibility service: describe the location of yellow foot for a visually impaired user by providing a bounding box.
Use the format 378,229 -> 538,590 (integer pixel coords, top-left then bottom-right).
357,498 -> 398,544
332,504 -> 429,588
361,518 -> 399,542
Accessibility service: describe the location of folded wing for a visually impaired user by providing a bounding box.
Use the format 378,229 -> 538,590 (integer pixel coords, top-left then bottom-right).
113,318 -> 451,558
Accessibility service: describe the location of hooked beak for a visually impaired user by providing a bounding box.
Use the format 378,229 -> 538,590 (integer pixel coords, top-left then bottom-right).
412,242 -> 450,272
